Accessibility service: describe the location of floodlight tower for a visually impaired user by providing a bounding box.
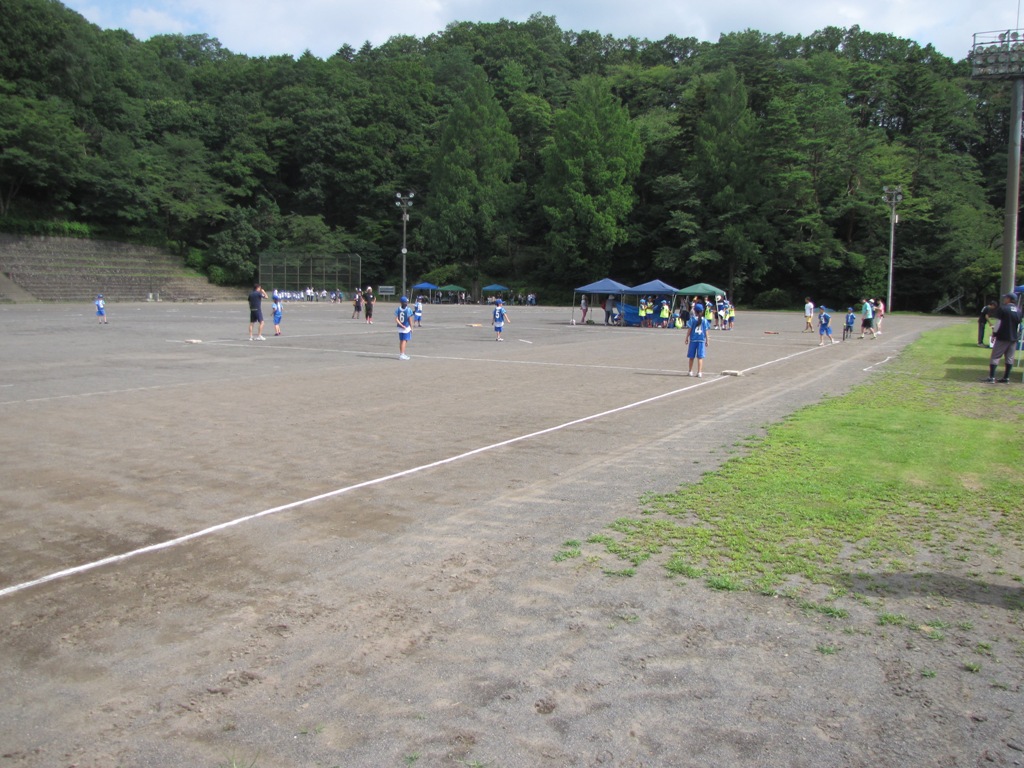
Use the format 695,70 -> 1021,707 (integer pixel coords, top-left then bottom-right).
396,192 -> 414,299
970,30 -> 1024,296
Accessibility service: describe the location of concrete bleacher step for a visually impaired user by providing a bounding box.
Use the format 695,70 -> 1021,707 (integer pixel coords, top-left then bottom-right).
0,235 -> 245,303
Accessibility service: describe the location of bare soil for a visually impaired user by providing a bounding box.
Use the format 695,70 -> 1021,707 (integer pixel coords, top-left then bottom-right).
0,301 -> 1020,768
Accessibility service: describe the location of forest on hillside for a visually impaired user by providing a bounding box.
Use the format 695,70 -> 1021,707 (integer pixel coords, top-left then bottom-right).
0,0 -> 1016,308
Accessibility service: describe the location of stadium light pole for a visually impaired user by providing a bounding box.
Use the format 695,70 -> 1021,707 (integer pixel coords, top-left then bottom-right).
396,192 -> 414,298
882,185 -> 903,312
971,29 -> 1024,297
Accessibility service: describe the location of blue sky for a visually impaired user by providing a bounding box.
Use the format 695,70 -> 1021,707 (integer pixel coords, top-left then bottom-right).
61,0 -> 1024,61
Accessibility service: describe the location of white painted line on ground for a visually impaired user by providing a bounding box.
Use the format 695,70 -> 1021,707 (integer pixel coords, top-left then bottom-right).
0,376 -> 725,599
863,356 -> 892,371
1,337 -> 887,598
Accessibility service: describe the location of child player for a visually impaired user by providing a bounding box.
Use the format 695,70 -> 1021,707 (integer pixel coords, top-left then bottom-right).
272,296 -> 283,336
843,307 -> 856,341
817,305 -> 836,345
492,298 -> 509,340
395,295 -> 413,360
685,302 -> 710,377
94,294 -> 108,324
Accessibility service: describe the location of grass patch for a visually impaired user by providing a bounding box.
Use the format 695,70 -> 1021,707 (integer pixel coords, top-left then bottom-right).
573,323 -> 1023,599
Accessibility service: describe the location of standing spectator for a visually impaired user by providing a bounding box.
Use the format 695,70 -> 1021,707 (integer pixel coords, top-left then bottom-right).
686,302 -> 711,378
817,306 -> 836,345
977,299 -> 997,346
492,298 -> 509,341
982,293 -> 1021,383
858,298 -> 876,339
395,295 -> 413,360
874,298 -> 886,334
580,295 -> 588,324
352,289 -> 363,319
272,296 -> 283,336
248,283 -> 268,340
803,297 -> 815,332
94,294 -> 107,325
604,295 -> 616,325
363,286 -> 375,324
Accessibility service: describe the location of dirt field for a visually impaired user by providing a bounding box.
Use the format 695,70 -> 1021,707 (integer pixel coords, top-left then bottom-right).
0,300 -> 1019,768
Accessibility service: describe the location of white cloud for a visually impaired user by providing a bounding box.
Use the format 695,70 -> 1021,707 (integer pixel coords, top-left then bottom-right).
61,0 -> 1024,61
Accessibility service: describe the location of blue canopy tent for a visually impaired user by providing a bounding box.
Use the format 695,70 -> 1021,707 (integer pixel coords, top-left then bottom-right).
621,279 -> 680,326
411,281 -> 440,303
482,284 -> 509,303
572,278 -> 631,324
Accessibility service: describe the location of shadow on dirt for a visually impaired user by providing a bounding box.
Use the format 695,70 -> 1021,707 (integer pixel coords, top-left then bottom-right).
847,571 -> 1024,610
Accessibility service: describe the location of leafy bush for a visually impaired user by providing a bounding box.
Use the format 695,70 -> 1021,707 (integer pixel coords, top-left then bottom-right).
751,287 -> 792,309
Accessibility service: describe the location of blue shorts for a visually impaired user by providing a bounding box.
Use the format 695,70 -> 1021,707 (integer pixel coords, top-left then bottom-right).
494,324 -> 504,332
687,341 -> 706,359
819,326 -> 831,336
398,331 -> 411,341
273,312 -> 282,323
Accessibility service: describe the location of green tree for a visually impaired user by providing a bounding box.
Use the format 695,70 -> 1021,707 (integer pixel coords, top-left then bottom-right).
683,66 -> 767,297
419,64 -> 520,283
0,83 -> 86,216
537,75 -> 643,284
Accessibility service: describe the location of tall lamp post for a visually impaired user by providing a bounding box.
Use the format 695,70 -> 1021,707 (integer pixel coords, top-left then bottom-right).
882,185 -> 903,311
348,253 -> 362,293
395,192 -> 414,298
971,30 -> 1023,297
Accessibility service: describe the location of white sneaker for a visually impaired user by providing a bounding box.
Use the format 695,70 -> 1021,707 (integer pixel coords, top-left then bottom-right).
697,372 -> 703,378
249,337 -> 254,341
687,372 -> 694,377
257,335 -> 266,340
399,354 -> 410,360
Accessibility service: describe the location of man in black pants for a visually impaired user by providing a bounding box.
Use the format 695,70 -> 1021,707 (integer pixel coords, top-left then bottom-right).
248,283 -> 268,341
982,293 -> 1021,383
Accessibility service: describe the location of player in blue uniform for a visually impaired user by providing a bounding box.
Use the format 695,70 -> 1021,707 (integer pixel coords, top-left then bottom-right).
492,299 -> 509,341
843,307 -> 856,341
395,296 -> 413,360
686,303 -> 710,377
94,294 -> 107,324
817,306 -> 836,345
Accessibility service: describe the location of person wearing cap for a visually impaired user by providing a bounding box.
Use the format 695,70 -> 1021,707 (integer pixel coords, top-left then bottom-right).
685,302 -> 711,377
982,293 -> 1021,383
395,296 -> 413,360
413,295 -> 424,327
843,307 -> 856,341
492,298 -> 510,341
817,306 -> 836,346
363,286 -> 374,324
94,294 -> 107,325
858,298 -> 876,339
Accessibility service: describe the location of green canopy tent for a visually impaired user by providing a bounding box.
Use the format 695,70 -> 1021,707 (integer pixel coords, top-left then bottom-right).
438,284 -> 468,303
676,282 -> 727,298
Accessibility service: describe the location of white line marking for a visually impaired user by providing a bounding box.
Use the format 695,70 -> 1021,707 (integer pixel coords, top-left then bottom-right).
863,356 -> 892,371
1,339 -> 886,597
0,378 -> 722,598
517,339 -> 533,344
